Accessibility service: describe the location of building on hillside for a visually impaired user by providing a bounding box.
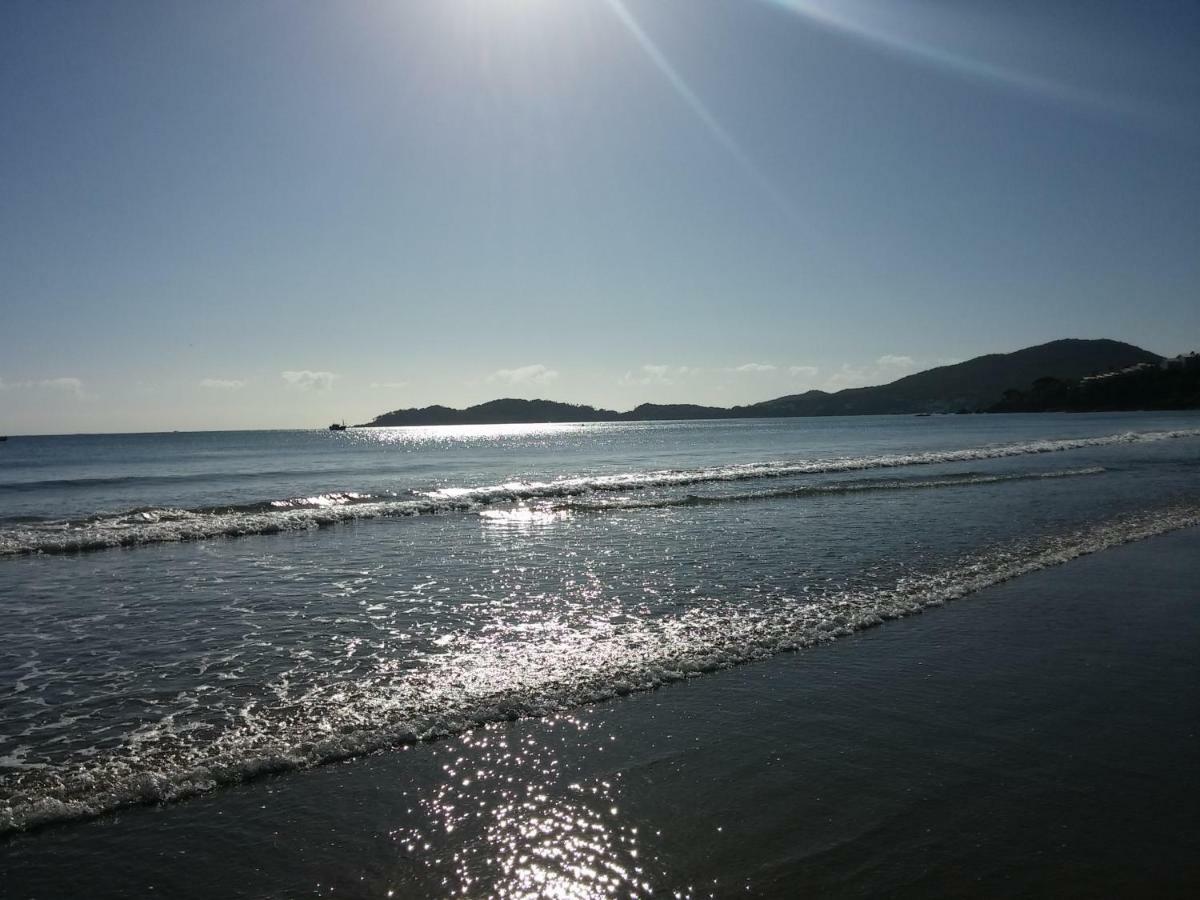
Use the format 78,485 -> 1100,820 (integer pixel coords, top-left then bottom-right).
1082,362 -> 1157,383
1160,352 -> 1200,370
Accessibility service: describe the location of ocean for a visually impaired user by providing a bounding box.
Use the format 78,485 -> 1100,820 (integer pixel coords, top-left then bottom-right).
2,412 -> 1199,897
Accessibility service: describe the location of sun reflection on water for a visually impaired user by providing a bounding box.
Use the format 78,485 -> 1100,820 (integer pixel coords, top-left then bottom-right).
347,422 -> 599,448
391,719 -> 655,898
479,505 -> 572,529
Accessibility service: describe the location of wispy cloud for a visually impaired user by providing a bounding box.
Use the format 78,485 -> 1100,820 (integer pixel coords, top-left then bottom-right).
732,362 -> 777,373
824,354 -> 922,391
40,377 -> 84,394
0,376 -> 84,396
199,378 -> 246,391
487,364 -> 559,386
788,365 -> 819,377
824,364 -> 872,391
369,381 -> 409,390
281,370 -> 337,391
619,364 -> 701,386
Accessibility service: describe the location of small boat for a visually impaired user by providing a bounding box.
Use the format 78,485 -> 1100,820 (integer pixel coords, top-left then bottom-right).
329,421 -> 348,431
0,435 -> 7,442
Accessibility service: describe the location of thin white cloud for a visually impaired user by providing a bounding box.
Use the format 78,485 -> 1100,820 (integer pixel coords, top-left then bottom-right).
0,376 -> 84,396
824,365 -> 873,391
281,370 -> 337,392
487,364 -> 559,386
619,364 -> 701,387
199,378 -> 246,391
369,381 -> 409,390
732,362 -> 777,374
824,355 -> 926,391
788,365 -> 819,377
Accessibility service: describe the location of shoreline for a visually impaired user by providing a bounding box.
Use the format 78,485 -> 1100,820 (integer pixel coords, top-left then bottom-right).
3,526 -> 1198,897
3,503 -> 1197,835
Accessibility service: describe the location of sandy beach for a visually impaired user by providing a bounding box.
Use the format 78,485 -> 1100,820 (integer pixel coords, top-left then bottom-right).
3,525 -> 1197,898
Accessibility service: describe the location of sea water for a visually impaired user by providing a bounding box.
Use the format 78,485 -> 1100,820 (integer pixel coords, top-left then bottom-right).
1,412 -> 1198,838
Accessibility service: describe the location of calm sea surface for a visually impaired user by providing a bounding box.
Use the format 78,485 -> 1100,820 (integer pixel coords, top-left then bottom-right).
1,412 -> 1199,890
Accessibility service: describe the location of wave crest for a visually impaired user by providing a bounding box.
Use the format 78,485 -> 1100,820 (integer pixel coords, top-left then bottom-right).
2,428 -> 1195,556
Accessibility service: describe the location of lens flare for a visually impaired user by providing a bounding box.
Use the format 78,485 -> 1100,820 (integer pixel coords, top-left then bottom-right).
764,0 -> 1158,128
603,0 -> 799,220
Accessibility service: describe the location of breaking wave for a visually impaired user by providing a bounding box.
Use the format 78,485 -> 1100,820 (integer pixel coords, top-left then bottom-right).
426,429 -> 1198,503
0,494 -> 474,556
2,503 -> 1197,835
1,428 -> 1196,556
556,466 -> 1106,512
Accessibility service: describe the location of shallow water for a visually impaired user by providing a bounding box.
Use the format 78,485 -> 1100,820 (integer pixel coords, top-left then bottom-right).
1,412 -> 1198,838
3,528 -> 1197,899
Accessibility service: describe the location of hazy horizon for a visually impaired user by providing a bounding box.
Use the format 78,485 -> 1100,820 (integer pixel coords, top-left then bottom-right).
3,1 -> 1198,434
1,335 -> 1187,435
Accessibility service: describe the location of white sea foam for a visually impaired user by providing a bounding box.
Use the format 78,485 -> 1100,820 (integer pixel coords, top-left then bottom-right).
0,497 -> 473,556
2,502 -> 1197,834
427,429 -> 1199,504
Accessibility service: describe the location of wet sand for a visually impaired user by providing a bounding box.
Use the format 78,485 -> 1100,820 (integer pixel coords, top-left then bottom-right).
3,527 -> 1198,898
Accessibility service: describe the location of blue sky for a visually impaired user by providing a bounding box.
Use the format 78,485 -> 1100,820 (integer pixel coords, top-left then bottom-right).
2,0 -> 1197,433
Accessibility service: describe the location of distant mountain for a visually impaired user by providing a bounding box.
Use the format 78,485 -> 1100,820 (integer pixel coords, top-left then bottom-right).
359,339 -> 1167,426
745,339 -> 1162,417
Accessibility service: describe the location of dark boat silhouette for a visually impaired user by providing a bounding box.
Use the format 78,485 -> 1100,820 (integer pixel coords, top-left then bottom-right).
328,421 -> 348,431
